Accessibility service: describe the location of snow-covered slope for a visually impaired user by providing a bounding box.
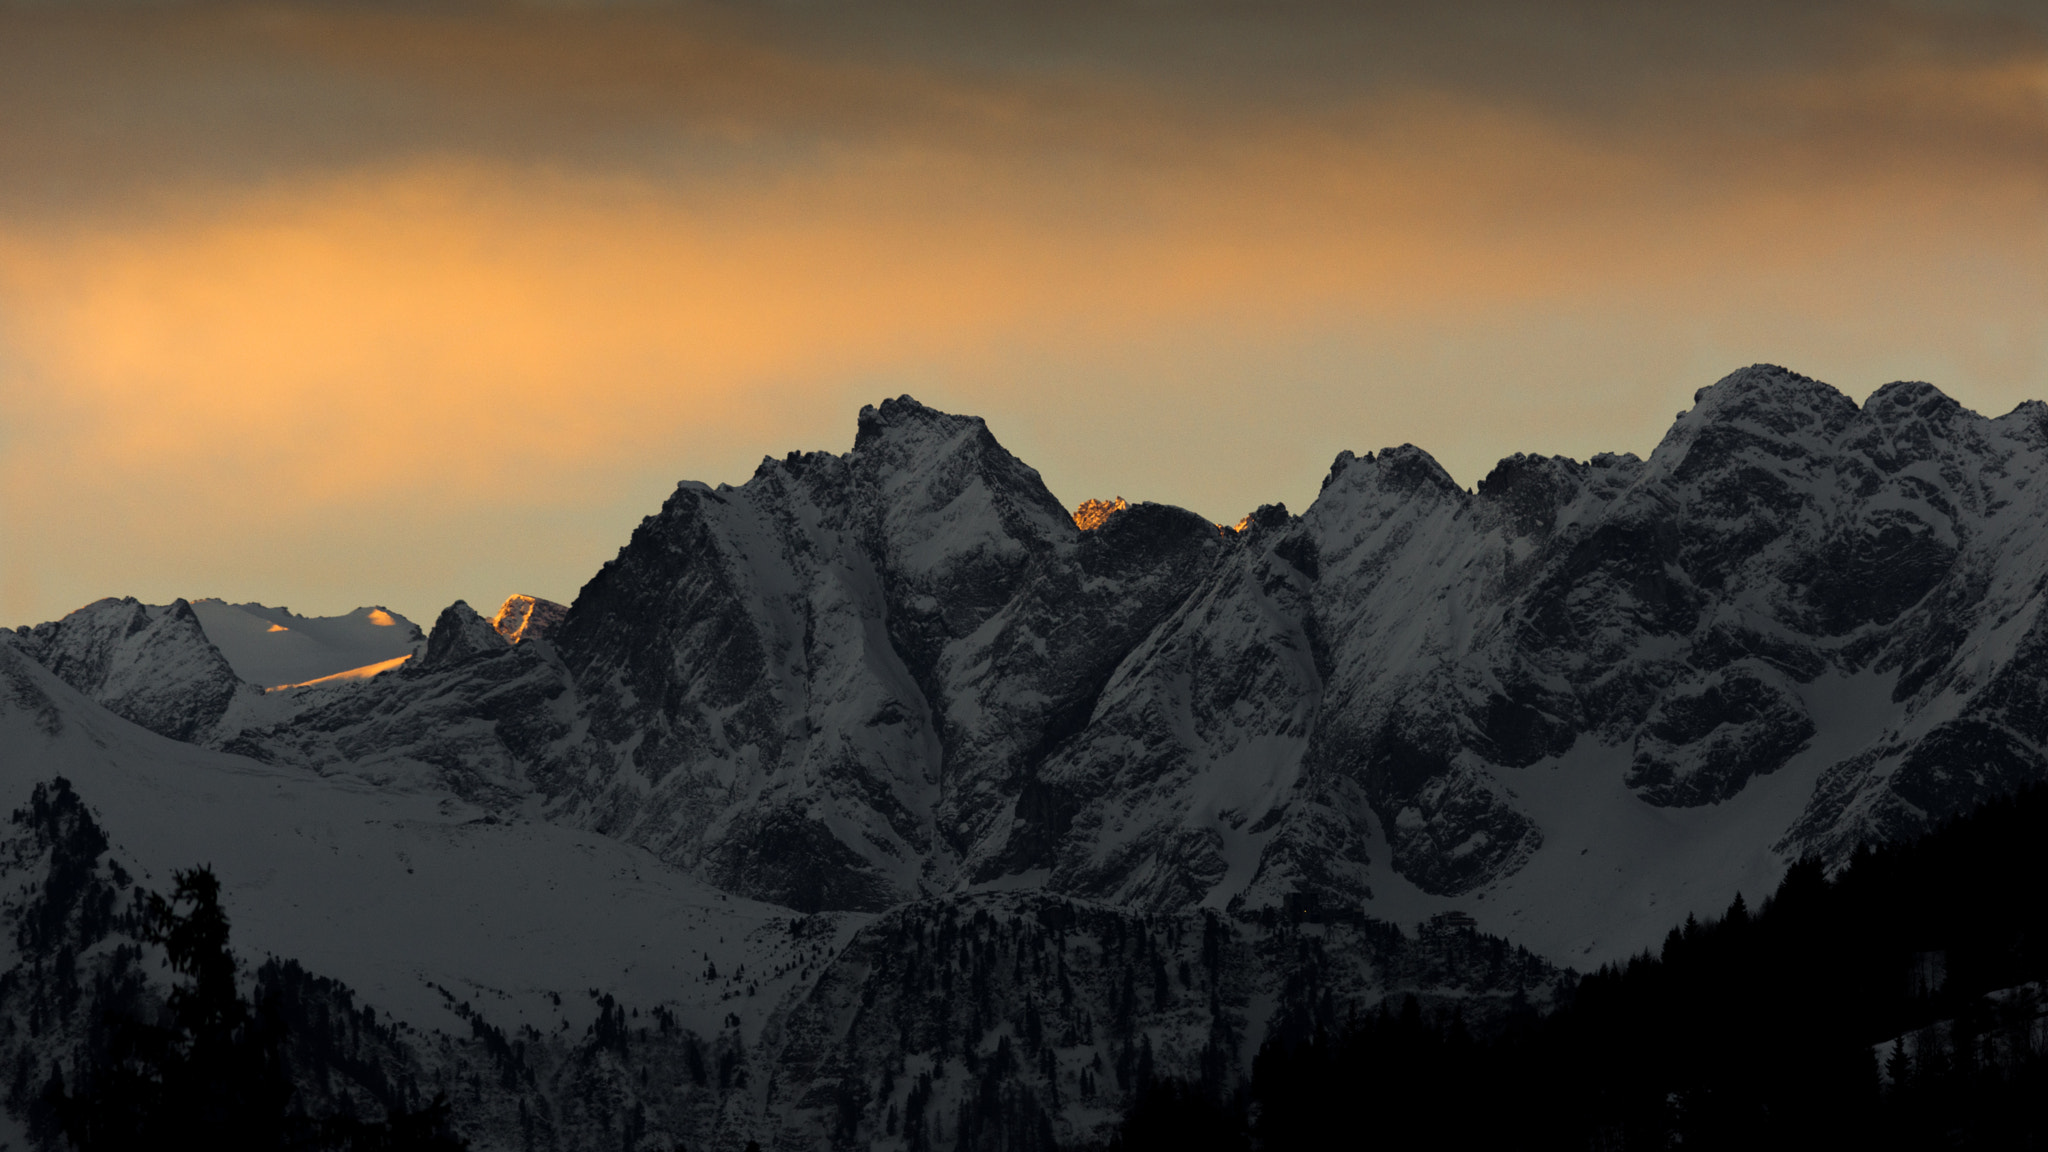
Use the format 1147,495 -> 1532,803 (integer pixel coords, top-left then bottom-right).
0,632 -> 805,1045
11,597 -> 427,738
272,652 -> 414,690
188,599 -> 424,688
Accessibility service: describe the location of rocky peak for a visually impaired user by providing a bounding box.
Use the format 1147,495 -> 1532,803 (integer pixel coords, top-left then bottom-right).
1584,451 -> 1646,492
1304,447 -> 1467,565
1862,379 -> 1961,424
545,482 -> 729,689
1844,380 -> 1974,476
21,597 -> 151,685
1378,443 -> 1466,495
488,594 -> 568,646
850,395 -> 1073,555
1619,367 -> 1862,594
1995,399 -> 2048,448
853,394 -> 977,451
424,601 -> 511,667
1319,445 -> 1465,504
1655,365 -> 1859,485
1476,454 -> 1589,538
846,396 -> 1079,690
1235,503 -> 1293,539
1072,497 -> 1129,531
1073,501 -> 1226,580
1686,363 -> 1859,434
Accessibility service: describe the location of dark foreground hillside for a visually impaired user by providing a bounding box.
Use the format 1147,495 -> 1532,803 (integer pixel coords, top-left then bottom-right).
1121,786 -> 2048,1151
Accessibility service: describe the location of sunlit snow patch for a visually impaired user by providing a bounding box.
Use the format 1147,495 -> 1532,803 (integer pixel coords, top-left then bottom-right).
267,653 -> 413,692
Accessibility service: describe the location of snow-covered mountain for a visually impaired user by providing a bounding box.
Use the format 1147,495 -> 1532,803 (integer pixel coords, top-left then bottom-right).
121,368 -> 2043,961
10,364 -> 2048,1146
10,597 -> 430,749
31,367 -> 2048,959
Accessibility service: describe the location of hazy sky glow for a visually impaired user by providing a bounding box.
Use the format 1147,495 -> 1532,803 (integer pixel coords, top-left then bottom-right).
3,1 -> 2045,627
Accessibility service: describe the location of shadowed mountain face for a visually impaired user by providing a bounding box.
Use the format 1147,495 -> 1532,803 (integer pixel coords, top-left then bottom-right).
28,370 -> 2048,935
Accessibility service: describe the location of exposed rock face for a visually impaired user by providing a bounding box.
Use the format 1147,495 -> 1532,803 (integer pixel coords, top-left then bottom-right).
1625,664 -> 1815,806
0,601 -> 1560,1152
759,893 -> 1559,1150
30,370 -> 2048,936
13,597 -> 252,742
489,594 -> 569,645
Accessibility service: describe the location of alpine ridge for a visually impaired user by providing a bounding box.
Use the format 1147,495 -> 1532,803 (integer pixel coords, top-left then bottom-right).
21,368 -> 2048,959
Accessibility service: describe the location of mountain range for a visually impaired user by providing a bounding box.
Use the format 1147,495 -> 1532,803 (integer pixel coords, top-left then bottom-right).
4,363 -> 2046,1149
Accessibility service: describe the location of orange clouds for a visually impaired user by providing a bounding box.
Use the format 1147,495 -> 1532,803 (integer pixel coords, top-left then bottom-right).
0,1 -> 2043,626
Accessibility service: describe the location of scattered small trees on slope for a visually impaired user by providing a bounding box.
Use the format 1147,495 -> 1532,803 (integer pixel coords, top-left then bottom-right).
11,778 -> 464,1151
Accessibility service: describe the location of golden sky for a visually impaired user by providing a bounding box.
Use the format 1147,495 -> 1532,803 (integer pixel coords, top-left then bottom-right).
2,0 -> 2044,627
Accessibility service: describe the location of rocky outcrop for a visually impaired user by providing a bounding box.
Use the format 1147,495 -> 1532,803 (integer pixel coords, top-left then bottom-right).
489,594 -> 569,645
424,600 -> 512,667
1072,497 -> 1129,531
758,893 -> 1560,1150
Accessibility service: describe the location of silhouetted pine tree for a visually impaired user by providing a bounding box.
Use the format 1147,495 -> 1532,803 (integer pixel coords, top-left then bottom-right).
1111,1079 -> 1247,1152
